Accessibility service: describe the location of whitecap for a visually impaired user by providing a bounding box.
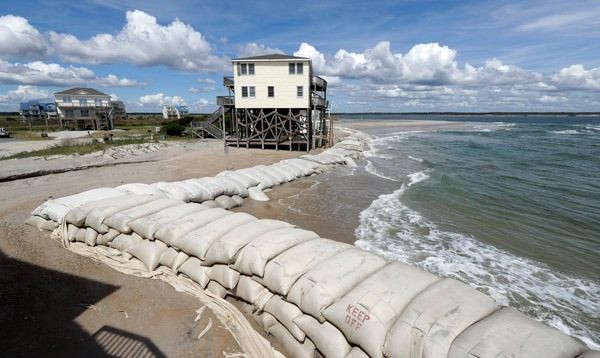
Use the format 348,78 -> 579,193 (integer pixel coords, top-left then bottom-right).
407,155 -> 423,163
354,184 -> 600,349
552,129 -> 581,135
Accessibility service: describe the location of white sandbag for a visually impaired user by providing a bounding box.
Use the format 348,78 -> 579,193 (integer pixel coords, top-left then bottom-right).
204,177 -> 239,197
152,182 -> 191,202
96,228 -> 120,245
578,352 -> 600,358
217,171 -> 259,188
216,177 -> 249,197
128,203 -> 206,239
263,239 -> 351,296
322,263 -> 440,358
66,224 -> 78,242
154,208 -> 230,246
65,194 -> 137,226
203,219 -> 293,265
84,195 -> 156,233
201,200 -> 219,208
128,240 -> 168,271
31,200 -> 70,223
74,228 -> 86,243
238,168 -> 279,190
115,183 -> 167,197
109,234 -> 144,253
293,314 -> 352,358
256,165 -> 288,183
33,188 -> 125,223
384,278 -> 498,358
346,347 -> 369,358
235,276 -> 273,309
248,186 -> 270,201
287,249 -> 387,322
231,195 -> 244,206
103,198 -> 182,233
448,307 -> 586,358
270,164 -> 300,181
172,251 -> 189,272
24,216 -> 58,231
343,157 -> 357,168
174,181 -> 213,202
192,177 -> 227,198
282,158 -> 319,176
268,323 -> 316,358
84,227 -> 99,246
263,295 -> 305,341
206,280 -> 228,298
214,195 -> 238,209
207,264 -> 240,289
178,257 -> 210,288
238,301 -> 278,333
159,247 -> 178,268
234,228 -> 320,277
173,212 -> 257,260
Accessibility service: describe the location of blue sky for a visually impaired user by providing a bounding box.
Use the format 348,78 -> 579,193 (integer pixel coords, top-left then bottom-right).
0,0 -> 599,112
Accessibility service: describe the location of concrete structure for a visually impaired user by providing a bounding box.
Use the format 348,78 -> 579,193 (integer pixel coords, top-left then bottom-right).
54,88 -> 125,130
162,105 -> 189,120
192,54 -> 329,151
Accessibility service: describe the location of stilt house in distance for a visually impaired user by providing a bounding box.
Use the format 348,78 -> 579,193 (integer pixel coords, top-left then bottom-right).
192,54 -> 329,151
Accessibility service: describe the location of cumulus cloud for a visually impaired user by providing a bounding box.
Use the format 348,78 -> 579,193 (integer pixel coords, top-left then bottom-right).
49,10 -> 228,72
550,64 -> 600,90
0,15 -> 47,60
0,85 -> 51,111
236,42 -> 285,58
138,93 -> 186,106
0,60 -> 142,87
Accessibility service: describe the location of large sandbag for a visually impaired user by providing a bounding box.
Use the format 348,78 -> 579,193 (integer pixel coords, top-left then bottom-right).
24,216 -> 58,231
32,188 -> 125,223
159,247 -> 178,267
238,168 -> 279,190
66,224 -> 78,242
323,263 -> 440,358
154,208 -> 231,246
128,203 -> 206,239
174,181 -> 213,202
115,183 -> 167,197
103,198 -> 182,233
256,165 -> 288,183
96,228 -> 120,246
152,182 -> 191,202
263,239 -> 351,295
448,307 -> 586,358
217,171 -> 259,188
128,240 -> 168,271
109,234 -> 144,253
65,194 -> 143,226
234,276 -> 273,309
234,228 -> 320,277
282,158 -> 319,176
31,200 -> 70,223
214,195 -> 238,209
178,257 -> 210,288
206,280 -> 228,298
84,227 -> 99,246
201,200 -> 219,208
346,347 -> 369,358
173,212 -> 257,260
287,249 -> 387,322
293,314 -> 352,358
579,352 -> 600,358
191,177 -> 227,198
202,177 -> 239,197
207,264 -> 240,290
84,195 -> 156,233
270,164 -> 301,181
203,219 -> 293,265
248,186 -> 270,201
383,278 -> 498,358
74,228 -> 86,243
231,195 -> 244,206
268,323 -> 316,358
263,295 -> 305,341
214,176 -> 249,197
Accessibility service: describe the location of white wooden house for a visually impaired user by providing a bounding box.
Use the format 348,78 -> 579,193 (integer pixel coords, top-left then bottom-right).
54,88 -> 125,130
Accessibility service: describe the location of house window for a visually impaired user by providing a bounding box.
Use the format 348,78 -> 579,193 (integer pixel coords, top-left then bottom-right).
297,86 -> 304,97
289,63 -> 295,74
79,97 -> 87,106
296,63 -> 303,74
66,109 -> 74,118
241,63 -> 247,75
249,86 -> 255,97
81,109 -> 89,117
248,63 -> 255,75
64,96 -> 71,102
239,63 -> 255,75
268,86 -> 274,97
242,86 -> 248,97
94,99 -> 101,106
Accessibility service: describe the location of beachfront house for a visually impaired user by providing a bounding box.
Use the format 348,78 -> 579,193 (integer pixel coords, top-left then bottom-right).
19,100 -> 58,123
162,105 -> 189,120
54,88 -> 125,130
192,54 -> 329,151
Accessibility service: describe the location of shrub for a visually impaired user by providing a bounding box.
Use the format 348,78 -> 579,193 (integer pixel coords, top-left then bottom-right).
163,122 -> 186,136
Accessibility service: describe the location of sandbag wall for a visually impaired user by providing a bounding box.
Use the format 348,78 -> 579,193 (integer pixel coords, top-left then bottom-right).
25,133 -> 597,358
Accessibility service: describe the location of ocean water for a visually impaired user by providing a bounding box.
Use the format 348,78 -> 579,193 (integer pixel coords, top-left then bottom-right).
288,115 -> 600,349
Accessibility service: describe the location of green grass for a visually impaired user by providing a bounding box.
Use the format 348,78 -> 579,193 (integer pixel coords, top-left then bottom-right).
1,137 -> 152,161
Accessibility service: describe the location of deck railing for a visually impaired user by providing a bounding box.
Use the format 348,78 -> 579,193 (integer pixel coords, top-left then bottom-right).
217,96 -> 234,106
223,76 -> 234,87
312,76 -> 327,90
311,94 -> 327,108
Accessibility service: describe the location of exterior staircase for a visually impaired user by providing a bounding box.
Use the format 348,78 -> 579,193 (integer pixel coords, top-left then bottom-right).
191,107 -> 225,139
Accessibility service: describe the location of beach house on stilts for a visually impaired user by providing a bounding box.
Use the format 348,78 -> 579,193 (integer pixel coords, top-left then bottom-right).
192,54 -> 329,151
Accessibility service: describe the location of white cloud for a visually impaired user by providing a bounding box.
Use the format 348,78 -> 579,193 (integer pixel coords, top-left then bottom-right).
49,10 -> 228,72
551,65 -> 600,90
0,15 -> 47,60
0,60 -> 142,87
538,95 -> 568,103
0,85 -> 51,111
138,93 -> 186,106
236,43 -> 285,58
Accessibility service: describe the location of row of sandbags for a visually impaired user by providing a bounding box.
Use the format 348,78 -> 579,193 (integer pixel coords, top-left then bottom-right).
30,197 -> 594,358
26,134 -> 367,231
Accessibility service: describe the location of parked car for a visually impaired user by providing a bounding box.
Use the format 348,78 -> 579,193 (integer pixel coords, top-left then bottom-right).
0,128 -> 9,138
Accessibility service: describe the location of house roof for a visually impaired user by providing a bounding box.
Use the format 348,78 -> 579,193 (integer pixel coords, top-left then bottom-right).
232,53 -> 311,62
54,88 -> 109,96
